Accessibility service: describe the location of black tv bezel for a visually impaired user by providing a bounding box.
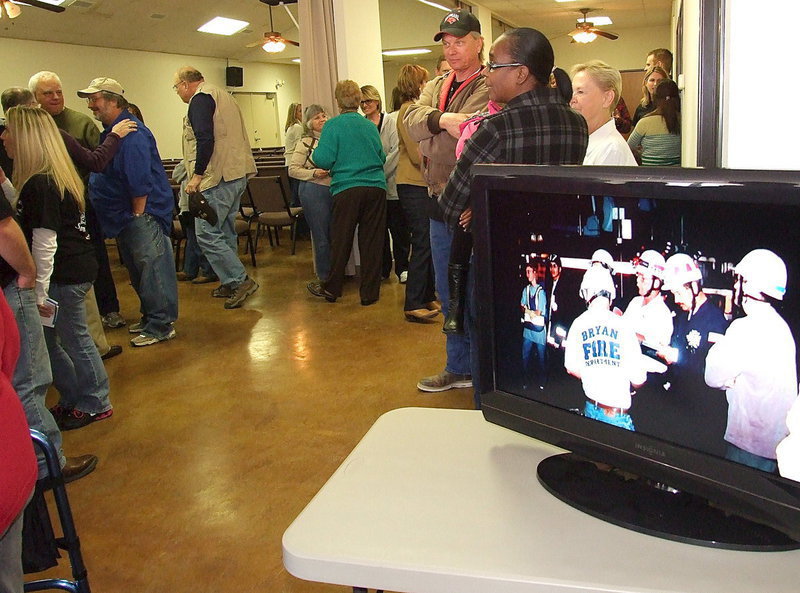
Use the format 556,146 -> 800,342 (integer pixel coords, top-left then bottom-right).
471,164 -> 800,541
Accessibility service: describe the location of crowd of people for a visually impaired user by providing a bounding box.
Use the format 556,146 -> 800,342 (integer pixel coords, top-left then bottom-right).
2,5 -> 797,587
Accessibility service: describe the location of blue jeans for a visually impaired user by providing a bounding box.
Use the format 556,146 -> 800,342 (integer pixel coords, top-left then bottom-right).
522,338 -> 546,388
725,443 -> 778,473
45,282 -> 111,415
584,401 -> 635,431
180,213 -> 214,279
299,181 -> 333,281
117,214 -> 179,339
3,281 -> 63,477
195,177 -> 248,287
397,185 -> 435,310
430,218 -> 471,376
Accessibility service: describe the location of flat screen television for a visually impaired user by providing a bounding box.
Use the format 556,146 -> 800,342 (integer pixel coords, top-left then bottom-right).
472,165 -> 800,550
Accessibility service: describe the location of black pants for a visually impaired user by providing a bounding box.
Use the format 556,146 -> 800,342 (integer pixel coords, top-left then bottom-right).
324,186 -> 387,302
86,201 -> 120,316
381,199 -> 410,279
397,184 -> 435,310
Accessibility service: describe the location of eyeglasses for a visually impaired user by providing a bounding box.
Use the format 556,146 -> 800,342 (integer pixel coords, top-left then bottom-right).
486,61 -> 523,72
172,81 -> 185,91
360,100 -> 375,105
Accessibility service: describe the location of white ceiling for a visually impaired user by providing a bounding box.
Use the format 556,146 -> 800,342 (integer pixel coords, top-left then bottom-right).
0,0 -> 672,65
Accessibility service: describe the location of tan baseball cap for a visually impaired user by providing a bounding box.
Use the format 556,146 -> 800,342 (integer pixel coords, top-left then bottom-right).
77,77 -> 125,98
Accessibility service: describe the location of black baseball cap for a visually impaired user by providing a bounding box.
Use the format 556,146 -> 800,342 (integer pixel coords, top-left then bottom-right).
433,9 -> 481,42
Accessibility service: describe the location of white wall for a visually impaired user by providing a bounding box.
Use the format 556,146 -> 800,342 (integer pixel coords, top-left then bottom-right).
0,38 -> 301,159
333,0 -> 387,102
722,0 -> 798,170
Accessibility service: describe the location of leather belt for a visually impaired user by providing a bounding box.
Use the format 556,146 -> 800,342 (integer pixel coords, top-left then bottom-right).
589,400 -> 629,417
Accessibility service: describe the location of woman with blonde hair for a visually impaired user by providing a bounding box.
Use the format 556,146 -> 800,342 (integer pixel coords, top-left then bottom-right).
632,66 -> 668,128
360,84 -> 408,285
628,78 -> 681,166
570,60 -> 637,166
1,106 -> 112,431
306,80 -> 386,306
284,102 -> 304,206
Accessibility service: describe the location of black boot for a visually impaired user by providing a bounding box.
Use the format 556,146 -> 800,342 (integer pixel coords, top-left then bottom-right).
442,263 -> 469,334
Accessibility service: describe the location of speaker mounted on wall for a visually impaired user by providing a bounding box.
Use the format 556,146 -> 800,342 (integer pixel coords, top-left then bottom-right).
226,66 -> 244,88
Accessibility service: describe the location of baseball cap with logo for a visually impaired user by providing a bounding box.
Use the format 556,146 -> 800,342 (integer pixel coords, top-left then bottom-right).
433,9 -> 481,42
77,77 -> 125,98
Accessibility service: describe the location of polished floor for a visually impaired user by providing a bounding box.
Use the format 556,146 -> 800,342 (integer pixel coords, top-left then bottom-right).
34,232 -> 473,593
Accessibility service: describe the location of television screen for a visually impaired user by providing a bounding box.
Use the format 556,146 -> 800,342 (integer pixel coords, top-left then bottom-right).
472,165 -> 800,548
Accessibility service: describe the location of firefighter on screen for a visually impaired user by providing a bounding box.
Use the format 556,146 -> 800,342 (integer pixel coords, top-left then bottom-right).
705,249 -> 798,473
564,266 -> 646,431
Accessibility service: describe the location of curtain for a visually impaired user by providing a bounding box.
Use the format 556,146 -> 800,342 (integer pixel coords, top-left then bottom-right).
298,0 -> 339,116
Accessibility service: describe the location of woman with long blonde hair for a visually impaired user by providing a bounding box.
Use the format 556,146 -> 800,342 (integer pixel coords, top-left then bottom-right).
2,105 -> 112,431
632,65 -> 668,128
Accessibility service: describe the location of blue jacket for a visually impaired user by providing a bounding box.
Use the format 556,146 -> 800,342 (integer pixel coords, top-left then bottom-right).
88,110 -> 173,238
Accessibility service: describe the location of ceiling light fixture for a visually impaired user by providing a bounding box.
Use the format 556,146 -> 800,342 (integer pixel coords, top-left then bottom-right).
0,1 -> 22,18
382,48 -> 432,56
572,31 -> 597,43
198,16 -> 250,36
416,0 -> 451,11
262,38 -> 286,53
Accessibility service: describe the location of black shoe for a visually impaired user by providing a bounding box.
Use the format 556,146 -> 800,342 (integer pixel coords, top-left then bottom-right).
100,345 -> 123,360
57,408 -> 114,431
307,281 -> 336,302
361,298 -> 378,306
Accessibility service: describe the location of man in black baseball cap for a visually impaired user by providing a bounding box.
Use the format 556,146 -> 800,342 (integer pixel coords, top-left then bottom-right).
433,8 -> 481,42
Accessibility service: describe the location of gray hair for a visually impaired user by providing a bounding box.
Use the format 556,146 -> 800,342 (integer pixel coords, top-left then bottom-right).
303,104 -> 327,135
28,71 -> 62,94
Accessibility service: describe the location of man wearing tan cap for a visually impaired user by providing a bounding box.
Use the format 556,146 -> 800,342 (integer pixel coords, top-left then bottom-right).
78,77 -> 178,347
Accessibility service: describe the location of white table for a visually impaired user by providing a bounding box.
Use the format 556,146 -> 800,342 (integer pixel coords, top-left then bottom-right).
283,407 -> 800,593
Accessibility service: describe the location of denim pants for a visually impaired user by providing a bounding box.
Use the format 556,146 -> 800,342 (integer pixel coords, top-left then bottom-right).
298,180 -> 333,281
179,213 -> 214,279
195,177 -> 248,287
397,185 -> 435,310
3,281 -> 64,476
45,281 -> 111,415
117,214 -> 179,339
430,218 -> 471,376
584,400 -> 635,431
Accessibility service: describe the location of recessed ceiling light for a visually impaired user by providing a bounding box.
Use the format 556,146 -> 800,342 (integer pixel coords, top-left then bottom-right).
197,16 -> 249,36
416,0 -> 451,11
555,0 -> 577,3
382,48 -> 432,56
292,58 -> 301,63
580,15 -> 612,26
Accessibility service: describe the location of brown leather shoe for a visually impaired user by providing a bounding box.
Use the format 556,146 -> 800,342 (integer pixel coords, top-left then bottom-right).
425,301 -> 442,313
405,308 -> 439,323
62,454 -> 98,484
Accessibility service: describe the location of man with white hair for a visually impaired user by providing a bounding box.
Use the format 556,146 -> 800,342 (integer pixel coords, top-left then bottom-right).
29,71 -> 99,150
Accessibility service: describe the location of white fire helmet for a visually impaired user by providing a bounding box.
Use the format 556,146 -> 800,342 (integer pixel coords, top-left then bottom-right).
579,266 -> 616,303
663,253 -> 702,291
635,250 -> 666,279
590,249 -> 614,270
734,249 -> 787,300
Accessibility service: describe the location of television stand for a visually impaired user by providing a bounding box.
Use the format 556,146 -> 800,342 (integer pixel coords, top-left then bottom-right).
537,452 -> 800,551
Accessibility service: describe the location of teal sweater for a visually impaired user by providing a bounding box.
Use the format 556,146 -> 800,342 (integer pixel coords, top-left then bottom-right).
311,111 -> 386,196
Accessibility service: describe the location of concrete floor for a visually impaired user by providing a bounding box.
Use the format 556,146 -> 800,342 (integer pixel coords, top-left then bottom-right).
33,233 -> 474,593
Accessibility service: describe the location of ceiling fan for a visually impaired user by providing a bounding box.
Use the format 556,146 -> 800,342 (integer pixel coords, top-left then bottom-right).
0,0 -> 66,18
568,8 -> 619,43
246,0 -> 300,53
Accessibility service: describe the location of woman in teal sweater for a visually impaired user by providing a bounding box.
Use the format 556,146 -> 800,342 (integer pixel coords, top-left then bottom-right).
307,80 -> 386,306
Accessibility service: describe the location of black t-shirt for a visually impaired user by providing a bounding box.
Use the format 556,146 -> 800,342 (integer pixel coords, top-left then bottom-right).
0,192 -> 17,289
16,174 -> 97,285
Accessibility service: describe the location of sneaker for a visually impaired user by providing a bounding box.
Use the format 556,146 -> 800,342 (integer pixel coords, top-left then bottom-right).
57,408 -> 113,432
49,404 -> 72,421
417,370 -> 473,392
307,281 -> 336,302
224,277 -> 259,309
131,328 -> 177,347
399,270 -> 408,284
128,321 -> 145,334
102,312 -> 127,328
192,274 -> 217,284
212,284 -> 233,298
176,271 -> 195,282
